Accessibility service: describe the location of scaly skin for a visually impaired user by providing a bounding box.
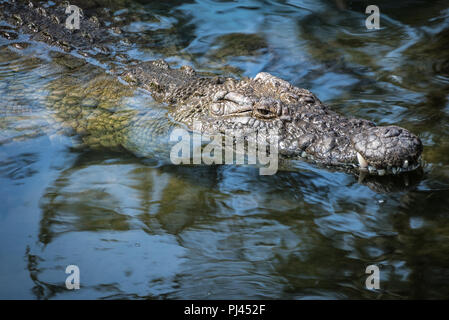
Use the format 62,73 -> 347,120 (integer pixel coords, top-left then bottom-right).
0,0 -> 423,175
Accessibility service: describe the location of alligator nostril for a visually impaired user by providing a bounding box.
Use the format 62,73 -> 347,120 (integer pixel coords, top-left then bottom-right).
304,96 -> 315,104
384,127 -> 401,138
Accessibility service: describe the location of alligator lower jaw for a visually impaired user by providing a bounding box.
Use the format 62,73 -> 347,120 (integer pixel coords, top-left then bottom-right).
293,150 -> 422,176
355,152 -> 423,176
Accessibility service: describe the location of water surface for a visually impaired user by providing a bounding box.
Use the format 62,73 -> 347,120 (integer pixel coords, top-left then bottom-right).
1,0 -> 449,299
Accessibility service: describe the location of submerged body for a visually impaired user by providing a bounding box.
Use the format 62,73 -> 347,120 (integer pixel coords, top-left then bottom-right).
0,0 -> 423,175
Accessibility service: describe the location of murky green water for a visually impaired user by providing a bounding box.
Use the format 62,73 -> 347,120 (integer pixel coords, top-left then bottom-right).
1,0 -> 449,299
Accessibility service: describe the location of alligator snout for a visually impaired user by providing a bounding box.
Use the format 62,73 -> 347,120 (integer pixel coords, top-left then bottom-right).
351,126 -> 423,174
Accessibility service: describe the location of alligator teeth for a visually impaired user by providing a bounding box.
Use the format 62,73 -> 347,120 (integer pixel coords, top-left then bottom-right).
403,160 -> 409,168
357,152 -> 368,169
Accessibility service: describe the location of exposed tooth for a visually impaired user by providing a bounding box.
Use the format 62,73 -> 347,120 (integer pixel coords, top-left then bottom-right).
403,160 -> 409,169
368,166 -> 376,174
301,151 -> 307,158
378,169 -> 386,176
357,152 -> 368,169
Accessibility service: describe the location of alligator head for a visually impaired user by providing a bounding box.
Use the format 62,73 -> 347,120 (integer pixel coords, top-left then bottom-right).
171,72 -> 423,175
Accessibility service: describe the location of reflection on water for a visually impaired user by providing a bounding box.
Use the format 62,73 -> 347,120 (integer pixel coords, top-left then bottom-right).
1,0 -> 449,299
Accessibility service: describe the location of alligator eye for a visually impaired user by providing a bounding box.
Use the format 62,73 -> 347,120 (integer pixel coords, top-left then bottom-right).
254,108 -> 276,119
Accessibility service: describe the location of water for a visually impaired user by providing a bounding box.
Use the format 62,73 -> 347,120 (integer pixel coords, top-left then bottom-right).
1,0 -> 449,299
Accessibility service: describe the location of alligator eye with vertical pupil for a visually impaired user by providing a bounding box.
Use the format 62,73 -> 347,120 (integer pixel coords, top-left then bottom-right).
254,108 -> 276,119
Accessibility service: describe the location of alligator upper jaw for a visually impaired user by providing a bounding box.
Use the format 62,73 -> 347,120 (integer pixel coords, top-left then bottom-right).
280,124 -> 423,176
352,125 -> 423,175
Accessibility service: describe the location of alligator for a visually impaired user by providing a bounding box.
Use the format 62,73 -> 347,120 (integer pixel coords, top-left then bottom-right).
0,0 -> 423,176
